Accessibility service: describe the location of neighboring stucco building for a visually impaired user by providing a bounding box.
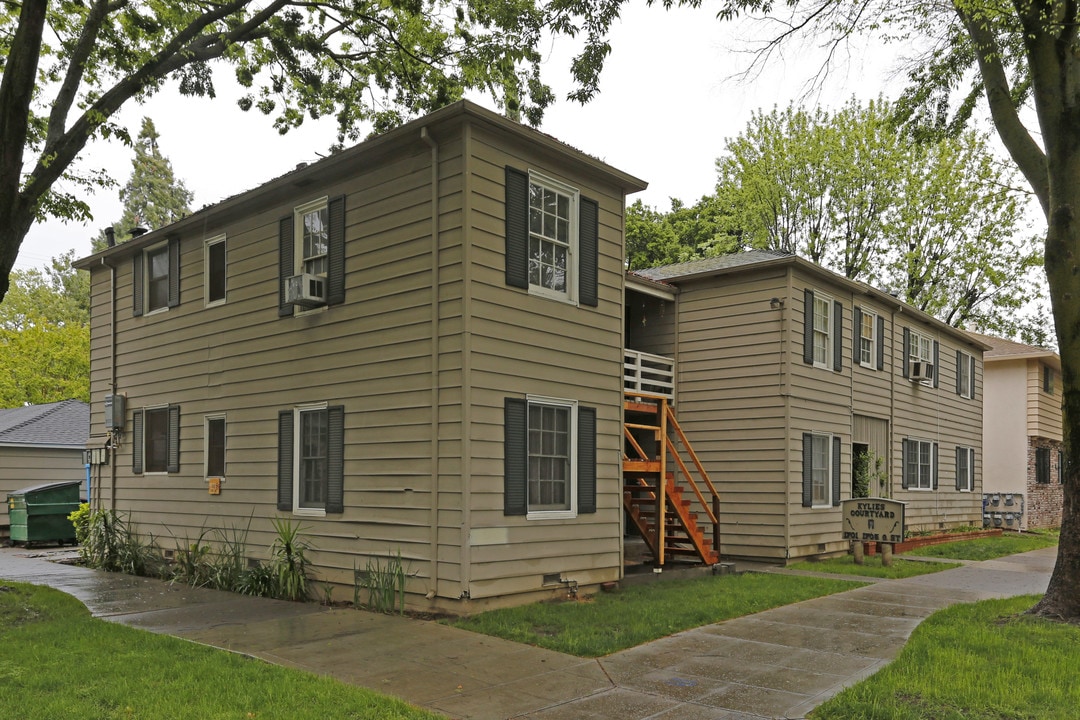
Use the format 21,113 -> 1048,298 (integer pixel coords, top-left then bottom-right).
972,333 -> 1063,529
628,251 -> 989,562
0,400 -> 89,528
75,101 -> 647,611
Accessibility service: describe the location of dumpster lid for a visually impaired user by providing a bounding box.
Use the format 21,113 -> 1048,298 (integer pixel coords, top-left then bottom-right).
8,480 -> 82,497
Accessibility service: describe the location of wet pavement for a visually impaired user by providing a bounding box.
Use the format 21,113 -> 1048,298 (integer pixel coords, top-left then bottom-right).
0,546 -> 1055,719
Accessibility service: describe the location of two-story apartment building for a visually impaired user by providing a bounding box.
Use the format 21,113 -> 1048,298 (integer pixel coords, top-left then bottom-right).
628,251 -> 988,562
75,100 -> 648,611
973,333 -> 1063,529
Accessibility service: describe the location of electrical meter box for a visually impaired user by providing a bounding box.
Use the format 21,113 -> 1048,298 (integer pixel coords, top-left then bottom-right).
104,394 -> 126,430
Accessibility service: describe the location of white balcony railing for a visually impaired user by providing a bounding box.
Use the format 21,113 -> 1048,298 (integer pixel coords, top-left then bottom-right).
624,349 -> 675,399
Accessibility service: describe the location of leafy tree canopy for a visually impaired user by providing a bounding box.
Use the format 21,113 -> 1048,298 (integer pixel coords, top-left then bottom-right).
0,0 -> 602,301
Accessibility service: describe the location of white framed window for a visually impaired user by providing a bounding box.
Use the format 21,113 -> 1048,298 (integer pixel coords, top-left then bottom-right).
813,294 -> 832,368
956,446 -> 974,492
909,330 -> 933,364
205,414 -> 226,478
528,173 -> 578,303
145,243 -> 170,314
293,403 -> 329,516
904,439 -> 936,490
204,234 -> 226,306
527,395 -> 577,519
810,433 -> 832,507
958,351 -> 973,398
294,198 -> 329,278
859,310 -> 876,368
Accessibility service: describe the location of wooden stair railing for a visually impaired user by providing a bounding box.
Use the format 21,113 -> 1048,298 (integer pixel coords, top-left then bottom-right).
623,391 -> 720,567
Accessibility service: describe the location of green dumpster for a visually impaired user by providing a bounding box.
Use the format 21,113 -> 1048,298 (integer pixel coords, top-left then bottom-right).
7,481 -> 80,547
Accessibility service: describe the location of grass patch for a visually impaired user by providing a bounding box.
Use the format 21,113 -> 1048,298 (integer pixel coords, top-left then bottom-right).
450,572 -> 862,657
0,582 -> 440,720
788,555 -> 961,579
906,529 -> 1059,561
810,595 -> 1080,719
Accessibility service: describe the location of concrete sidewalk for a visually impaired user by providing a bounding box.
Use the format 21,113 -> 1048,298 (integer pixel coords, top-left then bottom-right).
0,546 -> 1055,720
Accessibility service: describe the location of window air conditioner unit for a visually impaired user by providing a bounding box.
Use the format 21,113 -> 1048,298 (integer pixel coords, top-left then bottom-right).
285,273 -> 325,307
910,360 -> 935,382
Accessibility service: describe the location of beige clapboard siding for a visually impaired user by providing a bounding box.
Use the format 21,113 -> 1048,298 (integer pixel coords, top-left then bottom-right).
1029,361 -> 1063,440
459,122 -> 625,598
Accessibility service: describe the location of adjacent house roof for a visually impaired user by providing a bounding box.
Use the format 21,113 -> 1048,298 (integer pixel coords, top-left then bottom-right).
0,400 -> 89,448
630,250 -> 991,351
969,332 -> 1060,367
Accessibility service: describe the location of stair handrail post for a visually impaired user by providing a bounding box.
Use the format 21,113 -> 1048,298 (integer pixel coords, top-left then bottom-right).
657,396 -> 668,568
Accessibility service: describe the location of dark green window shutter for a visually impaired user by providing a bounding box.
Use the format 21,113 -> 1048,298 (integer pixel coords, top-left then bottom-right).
133,253 -> 144,317
167,236 -> 180,308
956,350 -> 964,395
902,328 -> 910,378
901,439 -> 911,489
579,197 -> 599,307
801,433 -> 813,507
132,409 -> 144,474
278,216 -> 294,317
166,404 -> 181,473
932,442 -> 939,489
831,435 -> 841,506
326,195 -> 346,306
970,449 -> 976,490
505,167 -> 529,290
577,406 -> 597,513
876,315 -> 885,370
277,410 -> 294,511
504,398 -> 528,515
933,341 -> 940,388
326,405 -> 345,513
852,306 -> 862,365
803,289 -> 815,365
1059,450 -> 1065,484
832,301 -> 843,372
969,356 -> 976,399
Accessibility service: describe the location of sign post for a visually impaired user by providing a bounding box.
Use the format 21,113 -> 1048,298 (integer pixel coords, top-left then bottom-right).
841,498 -> 906,566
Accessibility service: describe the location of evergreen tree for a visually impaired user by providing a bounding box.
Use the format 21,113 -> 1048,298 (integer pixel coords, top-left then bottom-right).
94,118 -> 194,250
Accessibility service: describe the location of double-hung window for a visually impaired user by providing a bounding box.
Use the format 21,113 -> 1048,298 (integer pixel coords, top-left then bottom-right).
858,310 -> 875,367
801,432 -> 840,508
802,289 -> 842,371
133,237 -> 180,316
296,199 -> 329,279
956,351 -> 976,399
904,328 -> 938,386
205,234 -> 226,306
132,404 -> 180,474
955,446 -> 974,492
813,296 -> 831,367
277,404 -> 345,515
279,195 -> 345,315
902,439 -> 937,490
504,166 -> 599,307
1036,447 -> 1051,484
205,415 -> 226,478
504,396 -> 597,518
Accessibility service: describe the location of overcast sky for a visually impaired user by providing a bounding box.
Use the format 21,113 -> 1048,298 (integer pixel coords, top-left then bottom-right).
18,5 -> 910,271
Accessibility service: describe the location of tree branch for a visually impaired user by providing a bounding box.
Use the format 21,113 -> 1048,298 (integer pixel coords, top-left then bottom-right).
46,0 -> 117,149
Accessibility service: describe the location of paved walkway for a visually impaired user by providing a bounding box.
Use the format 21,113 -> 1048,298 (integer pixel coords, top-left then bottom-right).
0,546 -> 1055,719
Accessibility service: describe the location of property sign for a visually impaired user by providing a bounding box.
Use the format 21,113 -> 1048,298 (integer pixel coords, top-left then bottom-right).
841,498 -> 906,544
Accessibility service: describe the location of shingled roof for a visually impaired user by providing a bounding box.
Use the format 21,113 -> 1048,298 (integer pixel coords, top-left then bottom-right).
0,400 -> 89,447
967,332 -> 1059,365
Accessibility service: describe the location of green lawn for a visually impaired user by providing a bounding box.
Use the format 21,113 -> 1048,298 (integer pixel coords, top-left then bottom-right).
450,572 -> 863,657
787,555 -> 961,578
905,529 -> 1059,561
0,582 -> 440,720
810,595 -> 1080,719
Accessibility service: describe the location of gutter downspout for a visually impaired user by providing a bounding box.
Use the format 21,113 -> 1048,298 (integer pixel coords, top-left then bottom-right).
459,121 -> 474,599
101,256 -> 117,511
782,268 -> 793,559
421,126 -> 441,601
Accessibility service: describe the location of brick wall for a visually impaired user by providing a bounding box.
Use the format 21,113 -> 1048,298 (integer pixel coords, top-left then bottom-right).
1026,436 -> 1064,529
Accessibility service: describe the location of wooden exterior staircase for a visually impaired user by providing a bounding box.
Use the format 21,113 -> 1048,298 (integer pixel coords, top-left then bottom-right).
622,362 -> 721,567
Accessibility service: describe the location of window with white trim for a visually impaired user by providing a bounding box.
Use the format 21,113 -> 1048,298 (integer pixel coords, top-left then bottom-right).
810,433 -> 832,506
958,351 -> 973,398
528,174 -> 578,302
527,397 -> 577,516
956,446 -> 974,492
205,415 -> 225,478
904,439 -> 935,490
813,294 -> 832,368
909,330 -> 933,365
295,404 -> 329,514
859,310 -> 876,368
132,404 -> 180,475
205,234 -> 226,306
146,243 -> 170,313
294,198 -> 329,278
